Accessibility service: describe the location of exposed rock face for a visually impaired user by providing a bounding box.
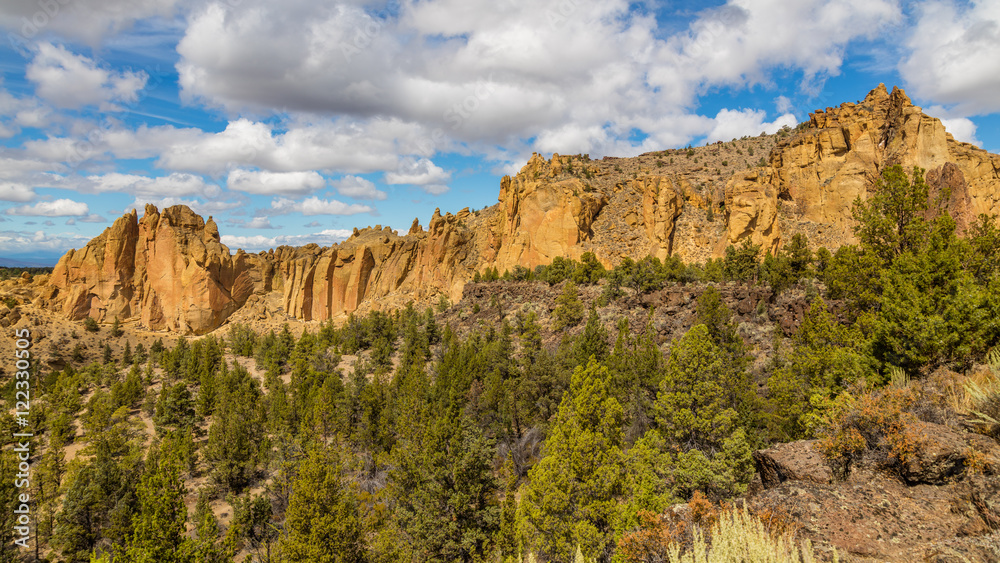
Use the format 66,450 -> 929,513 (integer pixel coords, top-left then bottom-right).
638,176 -> 684,260
280,210 -> 473,321
486,153 -> 607,271
40,85 -> 1000,331
722,167 -> 779,254
743,84 -> 1000,249
45,205 -> 261,334
750,424 -> 1000,562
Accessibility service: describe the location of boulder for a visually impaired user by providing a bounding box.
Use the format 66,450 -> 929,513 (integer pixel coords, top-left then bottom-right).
753,440 -> 833,489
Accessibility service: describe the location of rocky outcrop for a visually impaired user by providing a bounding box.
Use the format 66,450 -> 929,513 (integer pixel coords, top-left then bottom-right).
44,205 -> 262,334
738,84 -> 1000,250
721,167 -> 779,254
280,210 -> 473,321
486,153 -> 607,271
751,424 -> 1000,561
39,85 -> 1000,332
638,176 -> 684,260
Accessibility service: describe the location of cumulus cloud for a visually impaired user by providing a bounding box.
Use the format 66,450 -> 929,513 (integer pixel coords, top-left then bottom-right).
939,117 -> 980,146
228,169 -> 325,196
0,0 -> 182,45
26,43 -> 148,110
384,157 -> 451,186
0,182 -> 36,202
900,1 -> 1000,115
155,118 -> 426,175
6,198 -> 89,217
84,172 -> 221,198
269,196 -> 373,216
128,197 -> 243,217
0,230 -> 90,253
334,176 -> 387,200
704,108 -> 798,144
225,216 -> 280,229
222,229 -> 354,252
172,0 -> 902,156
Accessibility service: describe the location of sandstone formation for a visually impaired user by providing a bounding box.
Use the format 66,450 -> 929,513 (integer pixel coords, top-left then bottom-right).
484,153 -> 607,271
43,205 -> 264,334
743,84 -> 1000,250
279,209 -> 474,321
38,85 -> 1000,332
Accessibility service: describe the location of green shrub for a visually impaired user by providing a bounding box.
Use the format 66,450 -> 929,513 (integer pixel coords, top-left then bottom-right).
83,317 -> 99,332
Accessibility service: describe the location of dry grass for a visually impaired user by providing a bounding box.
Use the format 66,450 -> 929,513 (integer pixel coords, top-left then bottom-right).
951,349 -> 1000,438
665,506 -> 834,563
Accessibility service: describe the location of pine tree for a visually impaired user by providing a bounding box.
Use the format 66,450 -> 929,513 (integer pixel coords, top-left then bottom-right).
520,359 -> 623,563
119,453 -> 193,563
575,307 -> 608,364
553,281 -> 584,331
852,164 -> 933,265
204,363 -> 268,493
655,324 -> 741,452
279,447 -> 366,563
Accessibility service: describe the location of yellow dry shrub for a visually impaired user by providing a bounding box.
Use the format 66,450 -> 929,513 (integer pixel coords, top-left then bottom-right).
666,507 -> 835,563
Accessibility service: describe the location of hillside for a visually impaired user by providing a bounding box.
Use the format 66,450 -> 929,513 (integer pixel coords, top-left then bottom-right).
28,84 -> 1000,335
0,84 -> 998,563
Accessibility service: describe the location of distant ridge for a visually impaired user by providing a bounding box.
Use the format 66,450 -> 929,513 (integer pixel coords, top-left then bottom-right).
37,84 -> 1000,334
0,255 -> 59,268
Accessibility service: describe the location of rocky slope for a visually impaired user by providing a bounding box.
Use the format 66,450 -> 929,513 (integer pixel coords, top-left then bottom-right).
42,205 -> 270,334
36,84 -> 1000,333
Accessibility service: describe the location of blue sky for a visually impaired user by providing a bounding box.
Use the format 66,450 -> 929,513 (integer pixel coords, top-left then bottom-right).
1,0 -> 998,264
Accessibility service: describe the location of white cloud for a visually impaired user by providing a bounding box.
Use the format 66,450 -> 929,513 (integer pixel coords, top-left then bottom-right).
0,230 -> 90,253
222,229 -> 353,252
26,43 -> 148,110
228,169 -> 325,196
0,183 -> 36,202
421,184 -> 450,196
156,118 -> 422,175
171,0 -> 901,156
384,157 -> 451,186
226,216 -> 279,229
0,0 -> 182,45
128,197 -> 243,217
85,172 -> 221,198
704,108 -> 798,144
6,198 -> 89,217
334,176 -> 387,200
939,117 -> 980,146
269,196 -> 373,216
901,1 -> 1000,115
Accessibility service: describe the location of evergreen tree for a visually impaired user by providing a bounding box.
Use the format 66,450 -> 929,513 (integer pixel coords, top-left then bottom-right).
279,447 -> 366,563
852,164 -> 933,265
553,281 -> 585,331
119,452 -> 193,563
874,216 -> 992,372
575,307 -> 609,364
723,238 -> 761,282
766,299 -> 874,440
204,363 -> 268,493
520,359 -> 623,563
655,324 -> 744,452
393,414 -> 499,562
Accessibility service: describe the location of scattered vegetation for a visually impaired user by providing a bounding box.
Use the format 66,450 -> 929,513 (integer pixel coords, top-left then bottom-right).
3,164 -> 1000,563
